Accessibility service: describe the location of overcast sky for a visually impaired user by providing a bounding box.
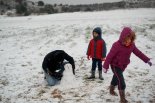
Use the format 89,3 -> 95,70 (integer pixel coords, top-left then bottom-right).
30,0 -> 122,5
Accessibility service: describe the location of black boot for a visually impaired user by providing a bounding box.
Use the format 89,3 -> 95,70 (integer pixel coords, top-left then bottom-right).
99,70 -> 104,80
88,71 -> 95,79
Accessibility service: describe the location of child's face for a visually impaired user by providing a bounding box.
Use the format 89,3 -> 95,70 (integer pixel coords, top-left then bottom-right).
124,36 -> 132,47
93,32 -> 98,37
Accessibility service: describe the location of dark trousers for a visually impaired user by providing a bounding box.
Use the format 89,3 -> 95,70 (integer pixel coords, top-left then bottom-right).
111,65 -> 126,90
92,58 -> 102,71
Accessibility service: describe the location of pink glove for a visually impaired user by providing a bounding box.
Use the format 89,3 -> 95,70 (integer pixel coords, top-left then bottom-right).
147,61 -> 152,66
103,68 -> 108,73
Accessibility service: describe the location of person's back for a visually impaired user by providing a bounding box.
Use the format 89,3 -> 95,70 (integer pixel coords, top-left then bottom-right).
43,50 -> 66,73
42,50 -> 75,86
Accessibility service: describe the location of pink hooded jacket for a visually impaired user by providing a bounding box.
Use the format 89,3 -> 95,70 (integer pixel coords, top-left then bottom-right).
103,27 -> 150,71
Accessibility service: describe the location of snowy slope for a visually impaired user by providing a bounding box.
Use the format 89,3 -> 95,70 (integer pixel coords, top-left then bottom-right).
0,8 -> 155,103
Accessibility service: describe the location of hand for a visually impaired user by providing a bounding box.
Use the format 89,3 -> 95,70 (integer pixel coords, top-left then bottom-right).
101,58 -> 106,61
147,61 -> 152,66
87,55 -> 91,60
103,68 -> 108,73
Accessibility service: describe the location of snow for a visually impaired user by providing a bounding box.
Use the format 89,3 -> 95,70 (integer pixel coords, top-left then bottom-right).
0,8 -> 155,103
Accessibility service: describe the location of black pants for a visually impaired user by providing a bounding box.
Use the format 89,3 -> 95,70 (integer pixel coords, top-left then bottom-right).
111,65 -> 126,90
92,58 -> 102,71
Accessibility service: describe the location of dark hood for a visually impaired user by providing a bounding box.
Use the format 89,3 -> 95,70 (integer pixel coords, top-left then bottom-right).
93,27 -> 102,40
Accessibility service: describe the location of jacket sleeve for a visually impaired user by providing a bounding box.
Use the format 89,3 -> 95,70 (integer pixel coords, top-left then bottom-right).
103,43 -> 118,70
86,41 -> 92,56
64,52 -> 75,68
133,44 -> 150,63
102,40 -> 107,58
64,52 -> 75,74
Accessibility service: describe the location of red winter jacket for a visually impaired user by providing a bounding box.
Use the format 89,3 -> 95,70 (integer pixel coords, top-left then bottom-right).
87,39 -> 107,59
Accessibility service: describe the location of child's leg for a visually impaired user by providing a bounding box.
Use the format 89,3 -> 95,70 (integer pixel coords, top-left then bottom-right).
88,58 -> 97,79
111,67 -> 118,86
97,59 -> 104,80
92,58 -> 97,71
110,68 -> 118,96
112,67 -> 127,103
112,67 -> 126,90
97,59 -> 102,71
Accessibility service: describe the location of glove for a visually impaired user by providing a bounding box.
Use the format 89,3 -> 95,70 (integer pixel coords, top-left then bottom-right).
87,55 -> 91,60
147,61 -> 152,66
103,68 -> 108,73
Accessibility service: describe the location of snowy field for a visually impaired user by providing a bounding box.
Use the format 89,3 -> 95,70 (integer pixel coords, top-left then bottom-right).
0,8 -> 155,103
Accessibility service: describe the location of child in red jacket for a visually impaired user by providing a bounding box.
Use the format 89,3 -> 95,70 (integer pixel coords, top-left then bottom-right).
103,27 -> 152,103
87,27 -> 107,80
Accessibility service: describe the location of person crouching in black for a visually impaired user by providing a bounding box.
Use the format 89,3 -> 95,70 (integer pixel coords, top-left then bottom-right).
42,50 -> 75,86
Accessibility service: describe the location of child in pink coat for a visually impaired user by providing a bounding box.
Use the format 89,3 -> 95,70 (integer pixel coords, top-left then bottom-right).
103,27 -> 152,103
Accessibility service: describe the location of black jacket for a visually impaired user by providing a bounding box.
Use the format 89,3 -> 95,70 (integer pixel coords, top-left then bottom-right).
42,50 -> 75,74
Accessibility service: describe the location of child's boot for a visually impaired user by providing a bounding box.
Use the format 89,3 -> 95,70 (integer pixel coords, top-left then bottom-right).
119,90 -> 128,103
109,85 -> 118,96
88,71 -> 95,79
99,70 -> 104,80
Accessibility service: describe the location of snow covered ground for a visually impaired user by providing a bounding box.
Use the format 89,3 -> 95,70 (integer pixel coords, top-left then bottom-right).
0,8 -> 155,103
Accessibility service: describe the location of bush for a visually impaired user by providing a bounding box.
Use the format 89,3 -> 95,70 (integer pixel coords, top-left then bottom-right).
38,1 -> 44,6
16,4 -> 27,14
43,4 -> 56,14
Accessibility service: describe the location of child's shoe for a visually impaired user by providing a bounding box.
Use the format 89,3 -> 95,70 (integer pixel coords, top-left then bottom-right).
99,70 -> 104,80
119,90 -> 128,103
88,71 -> 95,79
109,85 -> 118,96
